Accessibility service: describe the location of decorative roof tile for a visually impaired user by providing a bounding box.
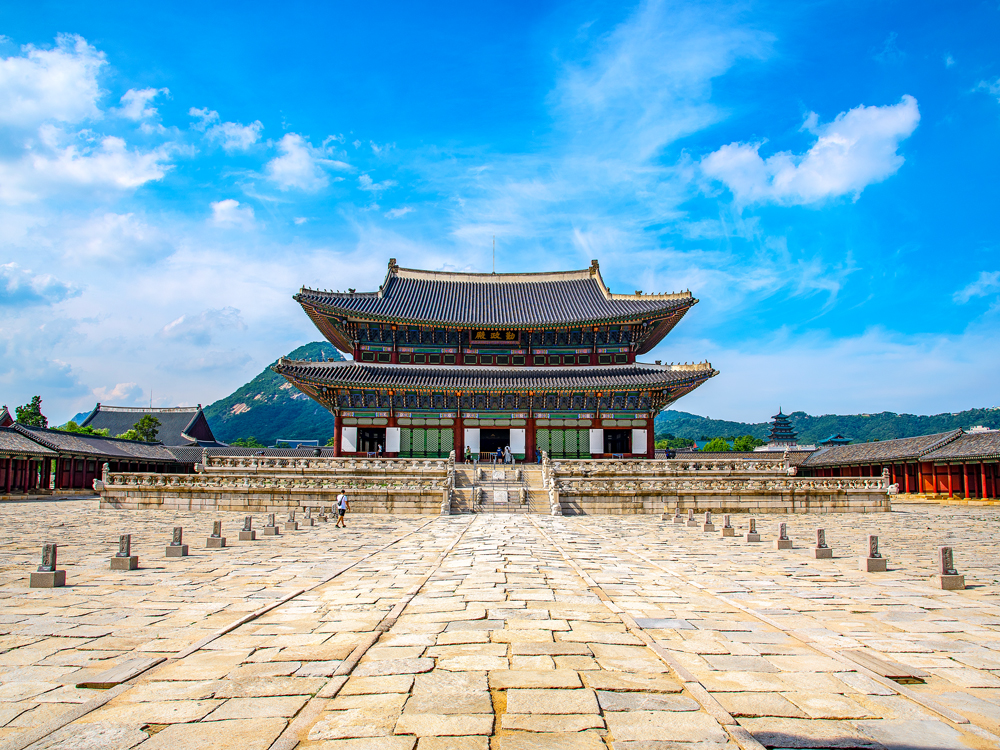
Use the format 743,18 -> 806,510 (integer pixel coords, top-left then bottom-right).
273,359 -> 716,392
296,263 -> 695,328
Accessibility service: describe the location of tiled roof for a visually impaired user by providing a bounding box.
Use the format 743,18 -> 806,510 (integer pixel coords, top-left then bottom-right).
296,263 -> 695,328
0,427 -> 57,456
0,406 -> 12,428
802,430 -> 963,467
13,425 -> 181,460
922,431 -> 1000,461
79,404 -> 217,446
273,359 -> 717,392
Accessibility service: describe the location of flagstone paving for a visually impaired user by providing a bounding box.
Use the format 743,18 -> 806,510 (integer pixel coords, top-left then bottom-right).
0,499 -> 999,749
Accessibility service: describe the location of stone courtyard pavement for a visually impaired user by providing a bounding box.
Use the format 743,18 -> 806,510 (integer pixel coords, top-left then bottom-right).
1,500 -> 1000,749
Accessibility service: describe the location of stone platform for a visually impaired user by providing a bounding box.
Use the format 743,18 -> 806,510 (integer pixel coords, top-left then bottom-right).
1,498 -> 999,749
97,454 -> 890,516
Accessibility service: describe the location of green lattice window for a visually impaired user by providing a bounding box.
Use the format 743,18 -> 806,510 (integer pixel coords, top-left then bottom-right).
399,428 -> 453,458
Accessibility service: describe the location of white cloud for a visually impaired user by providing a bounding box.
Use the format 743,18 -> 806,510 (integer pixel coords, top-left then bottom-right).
976,78 -> 1000,103
293,216 -> 309,225
189,107 -> 262,151
210,199 -> 255,227
93,382 -> 144,404
117,87 -> 167,120
954,271 -> 1000,303
0,34 -> 105,127
68,212 -> 169,262
157,306 -> 247,346
0,129 -> 173,202
265,133 -> 348,191
358,173 -> 397,192
0,262 -> 80,306
385,206 -> 414,219
701,95 -> 920,205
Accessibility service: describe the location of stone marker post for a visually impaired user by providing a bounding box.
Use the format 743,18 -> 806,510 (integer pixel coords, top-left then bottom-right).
30,543 -> 66,588
685,509 -> 699,528
813,528 -> 833,559
860,534 -> 886,572
285,511 -> 299,532
303,506 -> 315,526
262,512 -> 279,536
933,546 -> 965,590
745,518 -> 760,543
111,533 -> 139,570
166,526 -> 188,557
774,522 -> 792,550
239,515 -> 256,541
671,506 -> 684,524
719,514 -> 735,537
207,520 -> 227,549
702,511 -> 715,532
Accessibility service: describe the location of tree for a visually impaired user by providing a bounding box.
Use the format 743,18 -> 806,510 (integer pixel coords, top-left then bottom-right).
325,436 -> 337,447
15,396 -> 47,428
733,434 -> 765,452
116,415 -> 161,442
58,421 -> 110,437
231,436 -> 266,448
702,437 -> 732,452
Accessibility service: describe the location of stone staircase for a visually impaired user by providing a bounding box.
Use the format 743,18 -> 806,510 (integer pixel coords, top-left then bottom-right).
449,464 -> 548,514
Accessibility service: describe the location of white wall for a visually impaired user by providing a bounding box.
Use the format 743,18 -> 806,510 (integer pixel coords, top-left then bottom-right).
385,427 -> 400,452
589,429 -> 604,455
510,428 -> 526,453
632,428 -> 647,455
464,428 -> 480,453
341,426 -> 357,452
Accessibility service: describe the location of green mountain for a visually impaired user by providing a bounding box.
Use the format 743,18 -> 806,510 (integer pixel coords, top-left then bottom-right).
203,342 -> 343,445
654,407 -> 1000,445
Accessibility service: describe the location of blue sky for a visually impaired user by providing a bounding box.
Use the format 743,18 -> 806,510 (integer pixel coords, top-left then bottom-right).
2,0 -> 998,424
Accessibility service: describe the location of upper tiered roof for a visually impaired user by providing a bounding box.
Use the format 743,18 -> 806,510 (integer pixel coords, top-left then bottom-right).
296,259 -> 695,330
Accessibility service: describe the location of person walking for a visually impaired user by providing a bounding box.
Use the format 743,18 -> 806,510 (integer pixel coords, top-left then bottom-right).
504,446 -> 512,464
336,491 -> 350,527
495,446 -> 503,465
464,445 -> 472,463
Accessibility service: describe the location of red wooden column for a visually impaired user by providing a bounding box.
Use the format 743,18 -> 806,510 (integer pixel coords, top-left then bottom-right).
333,412 -> 343,457
646,420 -> 654,459
4,457 -> 10,494
69,456 -> 76,488
963,462 -> 970,499
980,462 -> 987,499
454,416 -> 464,461
904,463 -> 910,494
947,466 -> 953,498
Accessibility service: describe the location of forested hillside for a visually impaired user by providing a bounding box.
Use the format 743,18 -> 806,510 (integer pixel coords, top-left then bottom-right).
203,342 -> 343,445
654,408 -> 1000,445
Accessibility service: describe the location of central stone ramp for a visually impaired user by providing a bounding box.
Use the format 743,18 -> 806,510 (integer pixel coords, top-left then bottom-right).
451,465 -> 547,513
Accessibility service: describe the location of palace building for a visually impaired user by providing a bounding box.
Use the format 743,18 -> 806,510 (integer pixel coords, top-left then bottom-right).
273,259 -> 716,460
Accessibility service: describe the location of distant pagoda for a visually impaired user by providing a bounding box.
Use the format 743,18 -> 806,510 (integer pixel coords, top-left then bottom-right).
768,409 -> 798,446
273,258 -> 717,459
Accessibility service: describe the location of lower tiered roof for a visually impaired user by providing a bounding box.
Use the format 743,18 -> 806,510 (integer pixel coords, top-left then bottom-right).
272,359 -> 716,394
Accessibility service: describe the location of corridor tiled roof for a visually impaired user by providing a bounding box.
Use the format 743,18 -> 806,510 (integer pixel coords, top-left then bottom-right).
296,264 -> 695,327
0,427 -> 57,456
922,431 -> 1000,461
802,430 -> 963,467
273,359 -> 716,391
13,425 -> 182,460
